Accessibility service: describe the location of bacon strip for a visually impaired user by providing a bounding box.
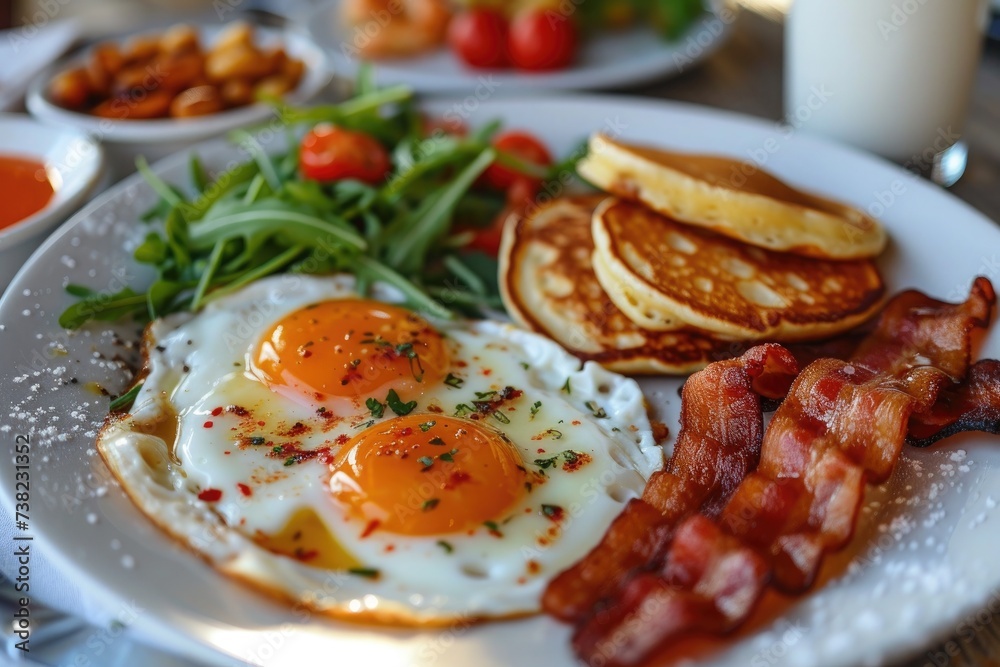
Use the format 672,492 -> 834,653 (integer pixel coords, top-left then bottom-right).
567,278 -> 997,667
908,359 -> 1000,447
542,344 -> 798,622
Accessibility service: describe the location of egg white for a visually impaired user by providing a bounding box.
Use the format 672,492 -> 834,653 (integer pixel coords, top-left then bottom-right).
97,274 -> 663,623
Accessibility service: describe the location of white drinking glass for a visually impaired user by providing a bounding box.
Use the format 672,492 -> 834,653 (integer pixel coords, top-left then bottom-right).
784,0 -> 990,185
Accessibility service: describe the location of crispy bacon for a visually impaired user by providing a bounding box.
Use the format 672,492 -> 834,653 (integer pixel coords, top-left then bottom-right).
542,344 -> 798,622
563,278 -> 997,667
908,359 -> 1000,447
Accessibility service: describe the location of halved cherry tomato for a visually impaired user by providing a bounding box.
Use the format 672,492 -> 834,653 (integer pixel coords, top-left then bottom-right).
448,8 -> 510,69
509,9 -> 578,71
481,130 -> 553,192
468,177 -> 538,256
299,125 -> 390,184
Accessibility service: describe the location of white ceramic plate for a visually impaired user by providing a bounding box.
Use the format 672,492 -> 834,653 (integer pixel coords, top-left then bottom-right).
307,0 -> 735,93
2,95 -> 1000,667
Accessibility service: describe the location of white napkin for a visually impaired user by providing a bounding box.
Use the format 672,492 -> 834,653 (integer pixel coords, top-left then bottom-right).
0,19 -> 79,111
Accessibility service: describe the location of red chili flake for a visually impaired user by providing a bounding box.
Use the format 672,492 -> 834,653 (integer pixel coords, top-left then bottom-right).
237,483 -> 252,497
211,406 -> 223,416
361,519 -> 380,538
542,504 -> 565,522
537,448 -> 546,454
427,404 -> 443,414
203,421 -> 214,428
398,427 -> 413,437
294,548 -> 319,562
384,544 -> 395,553
527,560 -> 541,574
482,369 -> 492,376
456,360 -> 468,368
563,452 -> 592,472
335,434 -> 350,445
571,420 -> 581,426
223,451 -> 231,455
198,488 -> 222,502
257,420 -> 266,427
444,471 -> 471,490
227,405 -> 249,417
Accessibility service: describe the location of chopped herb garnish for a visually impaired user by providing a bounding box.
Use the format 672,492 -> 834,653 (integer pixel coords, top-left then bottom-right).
445,373 -> 464,389
484,520 -> 502,536
561,378 -> 572,394
350,358 -> 362,367
419,420 -> 437,432
272,445 -> 284,453
534,449 -> 580,469
436,540 -> 453,553
355,419 -> 375,430
422,498 -> 440,511
454,403 -> 475,417
475,390 -> 497,399
520,362 -> 530,370
585,400 -> 608,419
386,388 -> 417,416
366,397 -> 385,418
348,567 -> 380,579
418,456 -> 434,470
283,456 -> 298,467
429,436 -> 446,445
530,401 -> 542,419
249,436 -> 266,446
109,384 -> 142,412
438,449 -> 458,462
492,410 -> 511,424
545,429 -> 563,440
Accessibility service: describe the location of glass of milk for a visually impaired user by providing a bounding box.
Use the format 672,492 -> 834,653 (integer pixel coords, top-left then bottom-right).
784,0 -> 989,186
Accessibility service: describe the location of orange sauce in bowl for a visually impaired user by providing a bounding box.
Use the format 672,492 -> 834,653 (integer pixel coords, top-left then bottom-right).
0,155 -> 55,230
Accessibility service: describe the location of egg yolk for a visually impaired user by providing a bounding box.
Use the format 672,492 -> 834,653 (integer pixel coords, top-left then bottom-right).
330,415 -> 527,536
253,299 -> 449,405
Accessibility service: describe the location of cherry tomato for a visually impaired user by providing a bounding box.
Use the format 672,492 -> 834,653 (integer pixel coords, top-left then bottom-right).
448,9 -> 509,69
468,177 -> 538,256
481,130 -> 553,192
508,9 -> 578,71
299,125 -> 390,184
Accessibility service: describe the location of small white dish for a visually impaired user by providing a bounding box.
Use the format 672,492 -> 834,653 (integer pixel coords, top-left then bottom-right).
0,113 -> 103,294
26,23 -> 329,175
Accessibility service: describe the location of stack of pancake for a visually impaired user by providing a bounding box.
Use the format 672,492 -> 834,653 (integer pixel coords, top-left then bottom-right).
498,135 -> 888,374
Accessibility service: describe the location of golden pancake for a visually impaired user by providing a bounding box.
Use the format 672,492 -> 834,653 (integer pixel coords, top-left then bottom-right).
499,195 -> 743,374
592,198 -> 886,341
577,134 -> 887,260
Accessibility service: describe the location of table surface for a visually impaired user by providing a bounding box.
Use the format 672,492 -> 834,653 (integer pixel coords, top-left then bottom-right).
630,5 -> 1000,224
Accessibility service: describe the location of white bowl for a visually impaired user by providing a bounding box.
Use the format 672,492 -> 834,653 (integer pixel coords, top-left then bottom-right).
26,23 -> 329,175
0,113 -> 104,293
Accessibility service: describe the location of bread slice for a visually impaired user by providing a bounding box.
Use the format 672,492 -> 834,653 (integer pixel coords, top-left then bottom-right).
499,195 -> 743,374
578,134 -> 887,260
591,197 -> 886,341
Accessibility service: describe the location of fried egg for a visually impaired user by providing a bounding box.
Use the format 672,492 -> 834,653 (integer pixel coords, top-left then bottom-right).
97,274 -> 663,624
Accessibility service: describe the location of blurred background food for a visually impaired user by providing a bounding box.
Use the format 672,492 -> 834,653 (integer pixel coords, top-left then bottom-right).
341,0 -> 706,68
47,22 -> 305,120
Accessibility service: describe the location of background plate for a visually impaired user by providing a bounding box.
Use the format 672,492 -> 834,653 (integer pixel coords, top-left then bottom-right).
307,0 -> 735,93
2,95 -> 1000,667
